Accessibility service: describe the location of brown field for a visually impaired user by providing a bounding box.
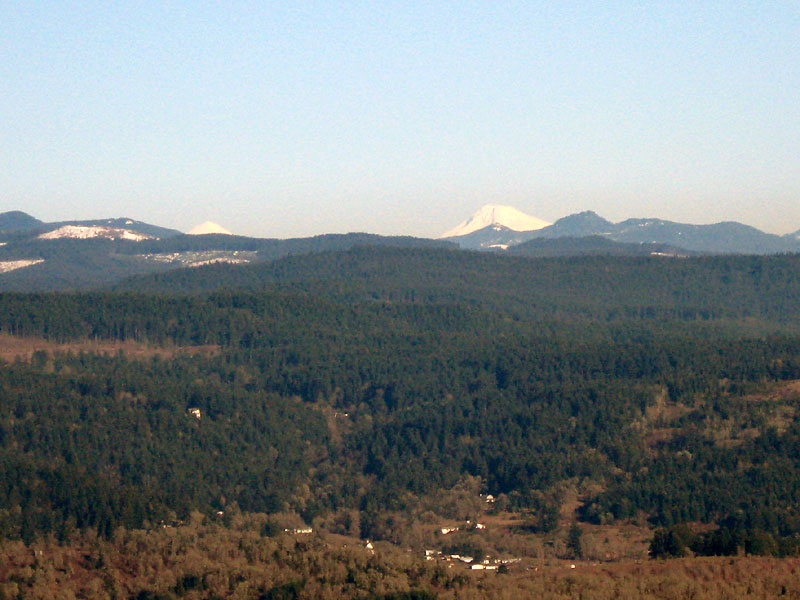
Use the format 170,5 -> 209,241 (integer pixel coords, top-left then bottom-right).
2,516 -> 800,600
0,332 -> 219,363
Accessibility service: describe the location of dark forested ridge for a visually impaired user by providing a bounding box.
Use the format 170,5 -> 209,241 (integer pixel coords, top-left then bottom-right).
507,235 -> 695,257
113,247 -> 800,328
2,247 -> 800,561
0,231 -> 451,291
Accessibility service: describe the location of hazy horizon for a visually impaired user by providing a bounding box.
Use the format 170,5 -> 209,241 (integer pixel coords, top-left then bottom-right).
2,2 -> 798,238
6,203 -> 800,240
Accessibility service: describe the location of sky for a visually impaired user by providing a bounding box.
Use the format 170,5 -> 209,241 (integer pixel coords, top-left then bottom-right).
1,1 -> 798,238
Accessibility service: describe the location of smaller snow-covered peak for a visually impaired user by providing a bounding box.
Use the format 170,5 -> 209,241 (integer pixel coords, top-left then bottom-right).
187,221 -> 233,236
440,205 -> 550,238
38,225 -> 154,241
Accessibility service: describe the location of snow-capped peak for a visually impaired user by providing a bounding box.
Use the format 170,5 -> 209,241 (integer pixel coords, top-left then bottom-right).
38,225 -> 154,241
439,205 -> 551,238
187,221 -> 233,235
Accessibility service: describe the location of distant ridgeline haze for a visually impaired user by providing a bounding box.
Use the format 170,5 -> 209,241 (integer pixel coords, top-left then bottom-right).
441,207 -> 800,254
3,209 -> 800,291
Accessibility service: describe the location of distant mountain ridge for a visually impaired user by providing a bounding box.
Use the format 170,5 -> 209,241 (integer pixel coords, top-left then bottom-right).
3,206 -> 800,292
445,209 -> 800,255
0,210 -> 453,291
508,235 -> 695,258
0,211 -> 182,240
0,211 -> 43,231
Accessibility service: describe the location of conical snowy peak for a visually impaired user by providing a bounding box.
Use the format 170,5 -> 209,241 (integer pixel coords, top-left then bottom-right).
188,221 -> 233,235
440,205 -> 550,238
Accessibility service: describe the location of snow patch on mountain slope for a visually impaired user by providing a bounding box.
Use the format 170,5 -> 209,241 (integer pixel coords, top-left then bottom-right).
440,205 -> 550,238
0,259 -> 44,273
140,250 -> 255,267
38,225 -> 154,241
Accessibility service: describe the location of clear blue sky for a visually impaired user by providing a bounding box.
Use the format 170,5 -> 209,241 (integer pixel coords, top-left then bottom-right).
2,1 -> 798,237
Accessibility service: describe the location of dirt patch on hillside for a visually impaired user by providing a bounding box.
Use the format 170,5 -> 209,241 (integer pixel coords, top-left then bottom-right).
745,379 -> 800,402
0,332 -> 219,362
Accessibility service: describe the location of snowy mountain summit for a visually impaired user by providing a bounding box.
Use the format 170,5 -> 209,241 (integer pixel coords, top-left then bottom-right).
440,205 -> 550,238
188,221 -> 233,235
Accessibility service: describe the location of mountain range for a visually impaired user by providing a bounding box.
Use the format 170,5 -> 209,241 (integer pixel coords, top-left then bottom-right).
442,205 -> 800,255
0,211 -> 182,241
0,211 -> 453,291
1,207 -> 800,291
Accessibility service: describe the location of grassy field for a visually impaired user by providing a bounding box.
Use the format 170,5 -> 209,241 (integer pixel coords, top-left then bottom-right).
0,332 -> 218,362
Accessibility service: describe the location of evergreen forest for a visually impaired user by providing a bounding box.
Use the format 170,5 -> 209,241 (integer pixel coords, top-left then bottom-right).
4,247 -> 800,598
